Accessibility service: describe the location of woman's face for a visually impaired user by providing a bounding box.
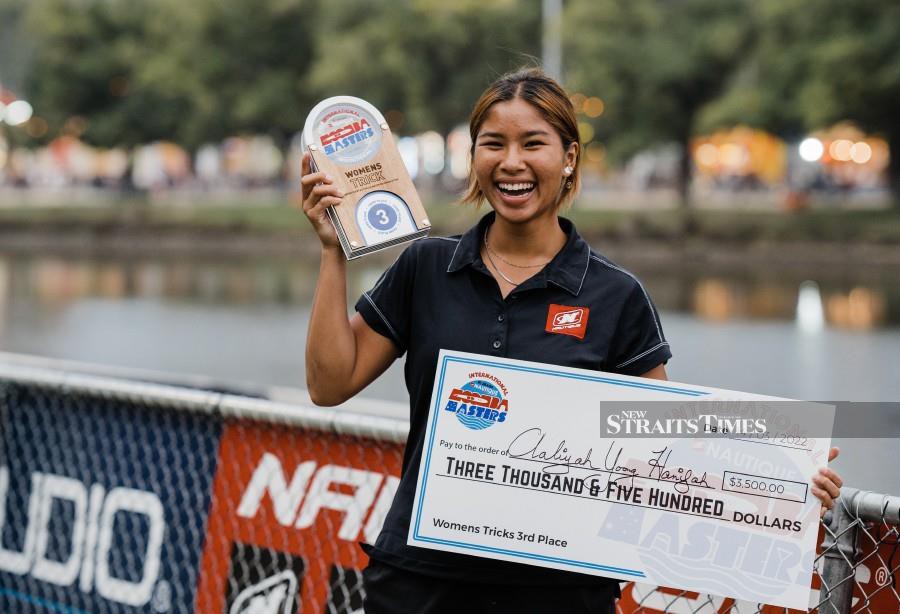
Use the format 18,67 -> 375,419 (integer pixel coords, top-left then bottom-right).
473,98 -> 577,225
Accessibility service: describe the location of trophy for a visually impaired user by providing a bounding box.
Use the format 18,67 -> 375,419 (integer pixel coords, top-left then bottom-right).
302,96 -> 431,259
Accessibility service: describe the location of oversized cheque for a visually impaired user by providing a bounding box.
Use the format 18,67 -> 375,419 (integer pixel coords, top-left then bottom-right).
409,350 -> 835,609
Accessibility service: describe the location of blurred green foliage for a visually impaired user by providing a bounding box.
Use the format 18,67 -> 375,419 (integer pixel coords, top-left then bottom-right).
5,0 -> 899,201
16,0 -> 538,148
565,0 -> 753,206
565,0 -> 900,204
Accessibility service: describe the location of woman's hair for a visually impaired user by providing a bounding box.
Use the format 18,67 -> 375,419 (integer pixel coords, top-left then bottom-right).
462,67 -> 581,207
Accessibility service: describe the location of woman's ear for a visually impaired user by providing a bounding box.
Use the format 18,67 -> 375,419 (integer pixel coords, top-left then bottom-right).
565,141 -> 579,171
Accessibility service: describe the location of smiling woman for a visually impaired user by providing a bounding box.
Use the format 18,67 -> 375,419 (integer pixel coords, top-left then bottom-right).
464,71 -> 581,211
299,68 -> 839,613
300,67 -> 670,614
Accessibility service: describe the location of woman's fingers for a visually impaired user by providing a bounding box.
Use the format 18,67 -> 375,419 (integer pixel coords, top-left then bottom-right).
812,486 -> 834,510
304,185 -> 343,214
819,466 -> 843,489
300,173 -> 330,201
828,447 -> 840,462
302,183 -> 343,213
298,152 -> 342,248
301,151 -> 311,178
300,167 -> 332,200
307,197 -> 342,218
813,472 -> 841,500
311,183 -> 343,199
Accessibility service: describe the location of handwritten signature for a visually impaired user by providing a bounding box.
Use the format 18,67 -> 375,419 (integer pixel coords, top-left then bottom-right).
505,427 -> 709,494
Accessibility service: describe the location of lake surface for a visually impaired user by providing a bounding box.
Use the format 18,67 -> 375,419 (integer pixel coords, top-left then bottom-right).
0,250 -> 897,494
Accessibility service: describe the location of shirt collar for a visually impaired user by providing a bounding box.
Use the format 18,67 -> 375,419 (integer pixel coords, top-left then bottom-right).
446,212 -> 591,296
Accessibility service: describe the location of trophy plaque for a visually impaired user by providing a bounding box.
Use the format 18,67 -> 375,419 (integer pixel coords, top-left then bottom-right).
302,96 -> 430,259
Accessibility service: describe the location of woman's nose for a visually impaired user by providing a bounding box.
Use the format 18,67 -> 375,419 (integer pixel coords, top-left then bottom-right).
499,146 -> 526,171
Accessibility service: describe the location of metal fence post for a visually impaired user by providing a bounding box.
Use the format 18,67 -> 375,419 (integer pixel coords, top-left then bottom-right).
818,488 -> 861,614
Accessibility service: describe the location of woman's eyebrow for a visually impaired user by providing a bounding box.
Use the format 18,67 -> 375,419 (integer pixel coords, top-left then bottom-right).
478,130 -> 551,139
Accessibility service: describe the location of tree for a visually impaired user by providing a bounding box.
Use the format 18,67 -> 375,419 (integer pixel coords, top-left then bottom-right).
701,0 -> 900,205
148,0 -> 319,148
305,0 -> 541,135
24,0 -> 185,147
23,0 -> 319,149
564,0 -> 753,208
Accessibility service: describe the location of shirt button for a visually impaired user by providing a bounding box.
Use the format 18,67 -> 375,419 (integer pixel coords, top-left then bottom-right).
497,314 -> 505,322
492,340 -> 502,350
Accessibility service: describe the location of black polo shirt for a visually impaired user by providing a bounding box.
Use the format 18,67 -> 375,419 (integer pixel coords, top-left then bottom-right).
355,212 -> 671,585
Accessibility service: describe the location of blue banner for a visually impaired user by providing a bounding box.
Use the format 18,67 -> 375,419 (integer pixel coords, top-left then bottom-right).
0,382 -> 222,613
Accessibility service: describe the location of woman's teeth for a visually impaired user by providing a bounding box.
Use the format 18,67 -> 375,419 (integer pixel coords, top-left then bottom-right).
497,182 -> 535,195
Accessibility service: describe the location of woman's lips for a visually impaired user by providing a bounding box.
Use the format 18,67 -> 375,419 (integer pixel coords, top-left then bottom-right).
494,181 -> 536,204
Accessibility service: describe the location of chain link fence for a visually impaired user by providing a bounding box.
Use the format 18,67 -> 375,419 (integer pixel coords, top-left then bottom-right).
0,361 -> 897,613
618,488 -> 900,613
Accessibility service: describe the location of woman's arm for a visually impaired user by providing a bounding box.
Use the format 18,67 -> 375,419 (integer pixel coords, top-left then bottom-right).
640,364 -> 668,380
301,153 -> 398,406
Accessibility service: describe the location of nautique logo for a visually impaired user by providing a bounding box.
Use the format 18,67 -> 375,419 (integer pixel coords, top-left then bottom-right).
443,372 -> 509,430
229,570 -> 297,614
545,304 -> 590,340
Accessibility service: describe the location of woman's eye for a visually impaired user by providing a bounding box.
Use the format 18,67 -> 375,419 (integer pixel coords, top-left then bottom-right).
525,141 -> 544,148
479,142 -> 502,149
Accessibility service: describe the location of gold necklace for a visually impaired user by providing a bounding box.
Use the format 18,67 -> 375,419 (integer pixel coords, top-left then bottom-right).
483,242 -> 520,286
484,229 -> 552,269
482,228 -> 552,286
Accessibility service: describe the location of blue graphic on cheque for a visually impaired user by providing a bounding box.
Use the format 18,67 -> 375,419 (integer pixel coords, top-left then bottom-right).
366,202 -> 399,231
444,378 -> 508,430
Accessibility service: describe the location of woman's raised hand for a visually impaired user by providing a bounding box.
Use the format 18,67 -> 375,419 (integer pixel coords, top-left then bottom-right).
300,151 -> 343,249
813,447 -> 844,517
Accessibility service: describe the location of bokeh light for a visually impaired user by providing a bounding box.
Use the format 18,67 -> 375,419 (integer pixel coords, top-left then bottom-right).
583,97 -> 605,118
5,100 -> 34,126
829,139 -> 853,162
26,117 -> 49,139
849,141 -> 872,164
696,143 -> 719,167
577,121 -> 594,143
569,93 -> 586,112
798,137 -> 824,162
585,142 -> 606,163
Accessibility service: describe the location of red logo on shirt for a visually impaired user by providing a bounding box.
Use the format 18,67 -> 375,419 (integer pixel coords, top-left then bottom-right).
545,304 -> 589,340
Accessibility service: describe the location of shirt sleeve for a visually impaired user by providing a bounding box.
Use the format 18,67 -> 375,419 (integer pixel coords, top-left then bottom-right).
354,244 -> 417,355
609,280 -> 672,376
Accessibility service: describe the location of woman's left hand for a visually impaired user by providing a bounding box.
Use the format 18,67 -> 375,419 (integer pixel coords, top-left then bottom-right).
812,447 -> 843,517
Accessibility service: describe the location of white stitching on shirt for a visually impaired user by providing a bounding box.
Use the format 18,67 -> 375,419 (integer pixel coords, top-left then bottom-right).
615,342 -> 670,369
363,291 -> 399,342
575,248 -> 590,295
589,254 -> 664,342
445,237 -> 463,272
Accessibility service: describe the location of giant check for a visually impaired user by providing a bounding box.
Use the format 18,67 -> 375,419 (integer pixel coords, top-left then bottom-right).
409,350 -> 835,609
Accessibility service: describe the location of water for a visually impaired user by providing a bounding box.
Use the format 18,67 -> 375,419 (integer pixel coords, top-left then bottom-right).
0,251 -> 897,493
